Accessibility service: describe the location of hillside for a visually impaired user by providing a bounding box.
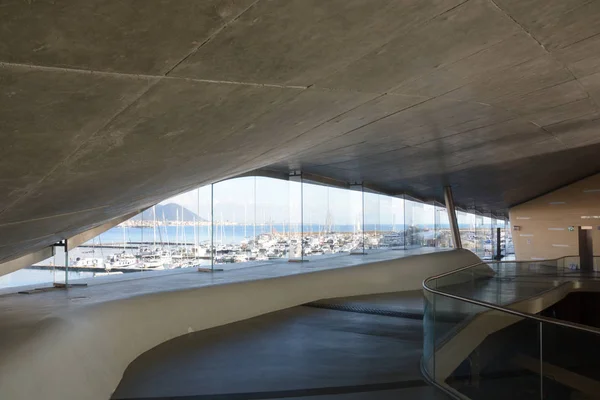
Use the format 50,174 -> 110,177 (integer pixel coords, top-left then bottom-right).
132,203 -> 207,222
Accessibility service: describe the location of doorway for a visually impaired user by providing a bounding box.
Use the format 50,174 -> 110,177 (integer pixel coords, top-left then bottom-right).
578,226 -> 594,271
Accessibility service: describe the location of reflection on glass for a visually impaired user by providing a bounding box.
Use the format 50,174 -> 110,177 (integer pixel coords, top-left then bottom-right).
1,174 -> 521,289
541,321 -> 600,398
302,182 -> 367,256
474,214 -> 484,258
435,205 -> 452,248
289,177 -> 303,260
422,203 -> 435,247
504,219 -> 514,257
213,176 -> 256,264
363,191 -> 381,250
379,195 -> 404,250
256,177 -> 290,261
405,199 -> 428,249
302,182 -> 327,257
430,292 -> 542,399
327,185 -> 363,253
458,211 -> 476,254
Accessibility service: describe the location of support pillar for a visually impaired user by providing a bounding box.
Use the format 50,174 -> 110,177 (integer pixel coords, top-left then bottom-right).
578,226 -> 594,272
65,246 -> 69,286
444,186 -> 462,249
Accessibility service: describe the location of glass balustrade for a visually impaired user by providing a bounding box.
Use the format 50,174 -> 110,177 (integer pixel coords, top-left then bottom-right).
423,257 -> 600,400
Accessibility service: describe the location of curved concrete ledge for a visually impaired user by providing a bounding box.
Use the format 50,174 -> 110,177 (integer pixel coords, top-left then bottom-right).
0,249 -> 480,400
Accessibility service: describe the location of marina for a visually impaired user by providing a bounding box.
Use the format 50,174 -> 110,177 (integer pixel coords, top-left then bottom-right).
31,226 -> 509,273
3,201 -> 512,288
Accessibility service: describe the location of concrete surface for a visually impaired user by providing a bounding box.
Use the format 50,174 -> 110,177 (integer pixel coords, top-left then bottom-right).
112,304 -> 448,400
0,249 -> 480,400
308,291 -> 427,318
3,0 -> 600,264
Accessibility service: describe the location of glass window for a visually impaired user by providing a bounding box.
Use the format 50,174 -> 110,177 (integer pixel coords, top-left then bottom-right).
405,199 -> 427,249
479,216 -> 492,259
288,176 -> 303,260
212,177 -> 256,266
363,191 -> 381,250
328,185 -> 363,254
379,195 -> 404,250
434,205 -> 452,248
255,177 -> 290,261
458,211 -> 476,253
422,203 -> 436,247
302,182 -> 329,258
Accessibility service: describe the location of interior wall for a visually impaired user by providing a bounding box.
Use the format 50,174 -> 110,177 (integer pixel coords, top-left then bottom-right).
509,174 -> 600,261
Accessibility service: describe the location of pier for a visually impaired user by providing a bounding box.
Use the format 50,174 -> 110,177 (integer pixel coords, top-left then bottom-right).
30,265 -> 161,274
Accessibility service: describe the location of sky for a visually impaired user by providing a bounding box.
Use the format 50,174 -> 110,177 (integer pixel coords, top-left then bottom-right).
159,176 -> 450,225
158,178 -> 506,228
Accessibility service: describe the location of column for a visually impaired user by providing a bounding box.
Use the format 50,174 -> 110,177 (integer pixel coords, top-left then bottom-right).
443,186 -> 462,249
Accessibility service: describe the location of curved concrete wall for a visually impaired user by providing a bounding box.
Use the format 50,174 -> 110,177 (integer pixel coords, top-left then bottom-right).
0,250 -> 480,400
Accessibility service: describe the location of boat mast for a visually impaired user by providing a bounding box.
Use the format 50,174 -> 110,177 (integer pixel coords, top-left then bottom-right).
153,206 -> 157,248
176,208 -> 179,247
162,211 -> 170,249
220,212 -> 224,244
181,204 -> 186,248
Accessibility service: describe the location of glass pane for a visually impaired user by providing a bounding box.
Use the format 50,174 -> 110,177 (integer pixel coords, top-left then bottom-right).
423,290 -> 436,380
505,219 -> 515,258
379,195 -> 404,250
288,177 -> 303,261
212,177 -> 256,267
432,264 -> 526,306
302,182 -> 329,258
422,203 -> 436,247
490,217 -> 497,260
435,205 -> 452,248
363,191 -> 381,250
405,199 -> 425,249
195,185 -> 213,268
475,214 -> 484,258
541,320 -> 600,399
481,216 -> 493,260
459,211 -> 477,254
433,293 -> 542,400
327,185 -> 363,254
256,177 -> 290,261
0,250 -> 58,289
349,187 -> 364,253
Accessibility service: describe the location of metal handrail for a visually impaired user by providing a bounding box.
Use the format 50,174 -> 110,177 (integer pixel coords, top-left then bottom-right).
422,256 -> 600,336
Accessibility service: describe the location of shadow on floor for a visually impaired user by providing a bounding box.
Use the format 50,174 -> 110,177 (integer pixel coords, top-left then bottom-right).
112,291 -> 447,400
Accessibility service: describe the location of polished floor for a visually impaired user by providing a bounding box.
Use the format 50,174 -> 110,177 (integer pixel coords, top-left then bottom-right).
112,292 -> 447,400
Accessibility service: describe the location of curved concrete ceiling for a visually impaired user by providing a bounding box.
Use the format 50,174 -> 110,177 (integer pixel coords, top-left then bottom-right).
2,0 -> 600,263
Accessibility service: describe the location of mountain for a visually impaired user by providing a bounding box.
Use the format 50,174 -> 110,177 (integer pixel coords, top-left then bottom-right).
132,203 -> 207,222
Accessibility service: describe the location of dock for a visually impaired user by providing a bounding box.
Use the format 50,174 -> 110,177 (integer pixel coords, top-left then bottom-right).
30,265 -> 164,273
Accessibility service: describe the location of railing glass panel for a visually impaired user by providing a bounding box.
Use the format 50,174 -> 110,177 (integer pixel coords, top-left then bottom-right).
423,256 -> 600,400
